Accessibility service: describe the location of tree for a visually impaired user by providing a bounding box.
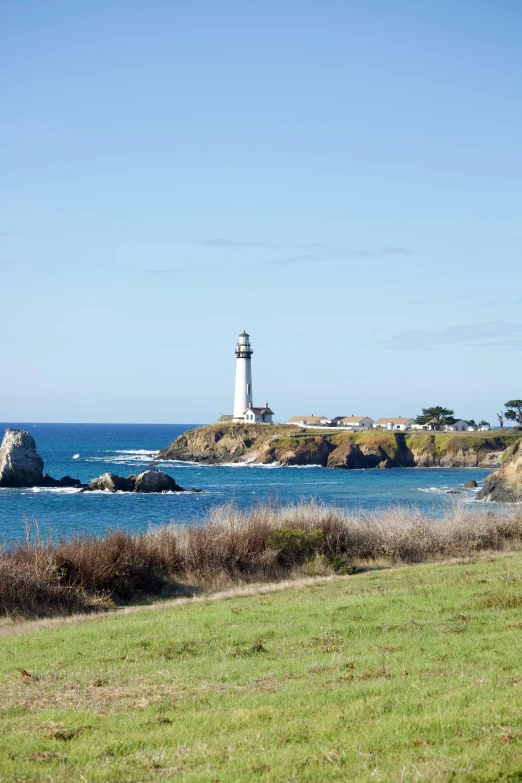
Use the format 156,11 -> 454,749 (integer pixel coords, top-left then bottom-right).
497,411 -> 504,429
478,420 -> 490,428
415,407 -> 455,431
505,400 -> 522,427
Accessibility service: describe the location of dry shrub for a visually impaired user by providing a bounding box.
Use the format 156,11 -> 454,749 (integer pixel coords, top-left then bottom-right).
1,503 -> 522,619
54,529 -> 180,598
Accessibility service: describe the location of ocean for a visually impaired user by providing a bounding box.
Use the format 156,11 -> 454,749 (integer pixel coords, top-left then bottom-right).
0,423 -> 493,542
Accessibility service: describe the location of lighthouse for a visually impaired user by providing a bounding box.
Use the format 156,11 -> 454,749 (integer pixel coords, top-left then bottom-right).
218,330 -> 274,424
233,330 -> 253,421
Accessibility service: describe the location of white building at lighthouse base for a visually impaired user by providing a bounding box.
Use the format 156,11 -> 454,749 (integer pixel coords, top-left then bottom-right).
243,402 -> 274,424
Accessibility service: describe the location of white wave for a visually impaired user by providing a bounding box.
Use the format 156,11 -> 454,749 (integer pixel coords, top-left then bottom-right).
145,459 -> 201,467
82,489 -> 189,496
111,449 -> 159,456
72,453 -> 80,459
220,461 -> 281,468
418,487 -> 451,494
85,455 -> 160,465
280,463 -> 324,469
84,489 -> 127,494
25,487 -> 82,495
153,460 -> 325,469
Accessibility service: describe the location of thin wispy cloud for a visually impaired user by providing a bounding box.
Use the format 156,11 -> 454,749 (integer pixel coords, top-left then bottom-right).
203,239 -> 282,250
481,338 -> 522,351
203,239 -> 414,261
140,268 -> 189,274
259,254 -> 322,266
0,259 -> 28,272
381,246 -> 413,256
385,322 -> 522,351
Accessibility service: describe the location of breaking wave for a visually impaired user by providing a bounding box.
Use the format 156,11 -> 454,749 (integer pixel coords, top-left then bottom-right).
111,449 -> 160,456
24,487 -> 82,495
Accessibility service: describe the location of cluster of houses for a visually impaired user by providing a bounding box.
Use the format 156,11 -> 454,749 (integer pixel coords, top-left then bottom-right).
286,415 -> 491,432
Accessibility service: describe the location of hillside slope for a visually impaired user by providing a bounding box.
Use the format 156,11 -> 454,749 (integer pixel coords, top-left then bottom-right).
2,556 -> 522,782
158,423 -> 521,469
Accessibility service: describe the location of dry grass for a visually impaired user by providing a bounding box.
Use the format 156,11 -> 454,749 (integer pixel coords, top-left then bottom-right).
2,502 -> 522,620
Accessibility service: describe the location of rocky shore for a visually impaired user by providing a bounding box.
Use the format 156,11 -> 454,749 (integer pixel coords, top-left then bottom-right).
0,429 -> 186,493
158,423 -> 520,470
476,441 -> 522,502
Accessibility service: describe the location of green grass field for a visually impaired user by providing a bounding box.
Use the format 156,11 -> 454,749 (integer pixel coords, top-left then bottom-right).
2,554 -> 522,782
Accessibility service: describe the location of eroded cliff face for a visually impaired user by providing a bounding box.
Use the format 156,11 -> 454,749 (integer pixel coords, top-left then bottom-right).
157,424 -> 288,464
476,441 -> 522,502
158,425 -> 519,470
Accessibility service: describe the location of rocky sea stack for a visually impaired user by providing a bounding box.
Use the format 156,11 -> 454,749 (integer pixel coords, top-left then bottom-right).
0,429 -> 44,487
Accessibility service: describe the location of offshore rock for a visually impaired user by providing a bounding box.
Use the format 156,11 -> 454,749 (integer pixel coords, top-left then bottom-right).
134,469 -> 183,493
477,441 -> 522,502
0,429 -> 44,487
87,470 -> 184,493
40,474 -> 87,489
89,472 -> 136,492
464,479 -> 478,488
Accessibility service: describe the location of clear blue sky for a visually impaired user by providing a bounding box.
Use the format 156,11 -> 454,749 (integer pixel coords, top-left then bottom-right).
1,1 -> 521,423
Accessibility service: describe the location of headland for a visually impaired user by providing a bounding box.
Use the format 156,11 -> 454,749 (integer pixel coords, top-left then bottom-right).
158,422 -> 522,470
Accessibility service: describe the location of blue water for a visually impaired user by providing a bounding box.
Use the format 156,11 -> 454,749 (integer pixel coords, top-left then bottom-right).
0,423 -> 492,542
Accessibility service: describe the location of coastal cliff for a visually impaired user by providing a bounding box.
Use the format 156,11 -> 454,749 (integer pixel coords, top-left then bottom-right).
476,440 -> 522,502
158,424 -> 521,469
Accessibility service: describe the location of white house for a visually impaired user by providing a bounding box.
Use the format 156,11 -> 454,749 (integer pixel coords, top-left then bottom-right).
337,416 -> 374,430
244,403 -> 274,424
287,415 -> 328,426
444,420 -> 477,432
373,417 -> 415,431
478,424 -> 491,431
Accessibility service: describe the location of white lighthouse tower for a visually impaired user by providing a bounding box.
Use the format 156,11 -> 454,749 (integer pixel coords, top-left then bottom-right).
233,330 -> 253,421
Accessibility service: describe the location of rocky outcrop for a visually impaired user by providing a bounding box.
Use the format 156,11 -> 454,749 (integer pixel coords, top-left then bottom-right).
327,442 -> 400,469
89,472 -> 136,492
40,474 -> 87,489
87,469 -> 184,493
273,437 -> 334,467
134,470 -> 183,493
157,423 -> 288,464
409,441 -> 509,469
0,430 -> 44,487
477,442 -> 522,502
